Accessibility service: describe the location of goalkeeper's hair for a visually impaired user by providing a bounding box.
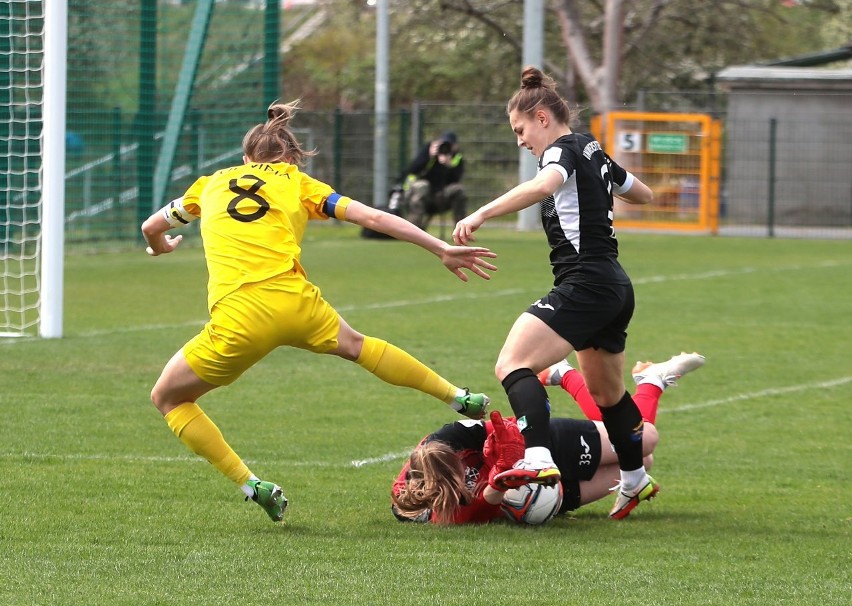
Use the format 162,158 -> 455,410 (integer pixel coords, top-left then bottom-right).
392,441 -> 473,525
242,99 -> 318,166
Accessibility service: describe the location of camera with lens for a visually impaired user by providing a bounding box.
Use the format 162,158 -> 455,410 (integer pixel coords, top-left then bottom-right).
437,140 -> 453,155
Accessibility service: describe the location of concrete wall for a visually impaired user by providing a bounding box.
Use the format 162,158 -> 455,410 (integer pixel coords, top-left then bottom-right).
716,67 -> 852,227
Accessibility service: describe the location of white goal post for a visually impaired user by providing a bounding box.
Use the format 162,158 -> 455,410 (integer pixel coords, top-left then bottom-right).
0,0 -> 65,338
41,0 -> 66,338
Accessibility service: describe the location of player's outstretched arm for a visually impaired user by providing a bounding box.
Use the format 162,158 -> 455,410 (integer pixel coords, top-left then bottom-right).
343,200 -> 497,282
453,169 -> 562,245
141,211 -> 183,256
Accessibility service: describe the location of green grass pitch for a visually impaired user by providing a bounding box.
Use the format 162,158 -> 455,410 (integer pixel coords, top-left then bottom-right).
1,227 -> 850,605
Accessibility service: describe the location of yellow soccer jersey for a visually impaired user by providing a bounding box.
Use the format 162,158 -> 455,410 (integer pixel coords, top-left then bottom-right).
180,162 -> 351,310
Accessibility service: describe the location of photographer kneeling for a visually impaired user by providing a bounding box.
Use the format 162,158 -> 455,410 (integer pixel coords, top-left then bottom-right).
401,131 -> 467,232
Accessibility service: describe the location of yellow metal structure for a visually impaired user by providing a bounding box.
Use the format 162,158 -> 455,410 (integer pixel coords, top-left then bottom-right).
592,112 -> 721,234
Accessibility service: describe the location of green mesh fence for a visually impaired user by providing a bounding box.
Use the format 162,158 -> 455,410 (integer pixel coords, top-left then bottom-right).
65,0 -> 306,250
61,1 -> 525,253
21,0 -> 852,256
3,1 -> 849,339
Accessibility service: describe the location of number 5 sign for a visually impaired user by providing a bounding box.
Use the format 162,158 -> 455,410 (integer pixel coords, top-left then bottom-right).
616,131 -> 642,152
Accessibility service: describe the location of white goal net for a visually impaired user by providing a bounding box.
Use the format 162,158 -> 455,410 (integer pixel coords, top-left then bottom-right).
1,0 -> 64,338
1,1 -> 44,337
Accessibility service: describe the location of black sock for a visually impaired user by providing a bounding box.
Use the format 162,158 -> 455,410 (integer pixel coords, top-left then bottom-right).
502,368 -> 551,449
599,392 -> 644,471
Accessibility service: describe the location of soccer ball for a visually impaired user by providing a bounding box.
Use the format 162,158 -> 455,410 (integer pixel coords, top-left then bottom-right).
500,482 -> 563,526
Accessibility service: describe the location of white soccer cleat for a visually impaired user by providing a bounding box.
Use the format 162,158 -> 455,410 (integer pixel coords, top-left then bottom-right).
537,360 -> 574,387
609,474 -> 660,519
632,352 -> 705,389
493,459 -> 562,490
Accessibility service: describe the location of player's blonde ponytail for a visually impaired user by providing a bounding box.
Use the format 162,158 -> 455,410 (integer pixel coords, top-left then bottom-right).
242,99 -> 317,166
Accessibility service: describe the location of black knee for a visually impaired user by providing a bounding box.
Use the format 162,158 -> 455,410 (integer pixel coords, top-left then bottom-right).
599,392 -> 644,471
502,368 -> 551,448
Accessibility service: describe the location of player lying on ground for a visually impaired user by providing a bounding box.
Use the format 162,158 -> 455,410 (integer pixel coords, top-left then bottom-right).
391,353 -> 704,524
141,100 -> 497,524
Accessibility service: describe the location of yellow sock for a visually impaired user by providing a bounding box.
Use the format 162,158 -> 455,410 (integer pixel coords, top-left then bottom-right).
164,402 -> 252,486
356,336 -> 456,403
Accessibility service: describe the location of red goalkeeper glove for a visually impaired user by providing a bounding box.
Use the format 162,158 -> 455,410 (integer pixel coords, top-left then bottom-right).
483,410 -> 526,491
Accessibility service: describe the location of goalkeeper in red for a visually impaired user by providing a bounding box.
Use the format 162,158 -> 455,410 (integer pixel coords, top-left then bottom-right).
141,101 -> 497,524
391,352 -> 704,524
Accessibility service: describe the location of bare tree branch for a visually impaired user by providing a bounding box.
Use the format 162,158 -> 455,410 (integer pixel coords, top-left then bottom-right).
554,0 -> 603,109
621,0 -> 670,57
437,0 -> 523,54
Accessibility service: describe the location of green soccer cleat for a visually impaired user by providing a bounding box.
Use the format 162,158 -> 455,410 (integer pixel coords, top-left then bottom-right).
453,389 -> 490,420
609,474 -> 660,520
247,480 -> 288,523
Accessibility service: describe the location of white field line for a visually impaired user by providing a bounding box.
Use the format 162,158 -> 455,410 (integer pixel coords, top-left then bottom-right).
630,259 -> 849,287
0,448 -> 413,469
2,376 -> 848,469
2,261 -> 849,463
661,376 -> 852,414
56,288 -> 529,340
4,258 -> 849,344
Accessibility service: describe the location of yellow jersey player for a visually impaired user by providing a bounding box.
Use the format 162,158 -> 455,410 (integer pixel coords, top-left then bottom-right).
141,100 -> 497,524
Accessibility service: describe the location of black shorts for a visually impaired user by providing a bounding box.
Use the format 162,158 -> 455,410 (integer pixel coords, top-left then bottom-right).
548,418 -> 603,513
526,281 -> 634,353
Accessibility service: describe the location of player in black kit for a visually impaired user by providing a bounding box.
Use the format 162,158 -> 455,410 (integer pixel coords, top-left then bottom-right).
453,66 -> 657,519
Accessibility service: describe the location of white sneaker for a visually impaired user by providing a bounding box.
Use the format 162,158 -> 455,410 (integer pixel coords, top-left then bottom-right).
609,474 -> 660,519
537,360 -> 574,386
632,352 -> 705,389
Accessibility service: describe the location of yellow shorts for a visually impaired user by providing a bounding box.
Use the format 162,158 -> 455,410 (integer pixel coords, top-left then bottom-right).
183,272 -> 340,386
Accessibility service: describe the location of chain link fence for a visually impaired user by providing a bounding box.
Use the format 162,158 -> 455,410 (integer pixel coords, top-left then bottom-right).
44,2 -> 852,252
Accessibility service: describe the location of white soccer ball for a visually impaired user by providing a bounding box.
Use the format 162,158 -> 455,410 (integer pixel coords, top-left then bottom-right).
500,482 -> 563,526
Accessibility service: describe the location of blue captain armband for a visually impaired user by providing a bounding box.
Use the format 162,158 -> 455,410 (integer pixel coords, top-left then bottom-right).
322,192 -> 351,220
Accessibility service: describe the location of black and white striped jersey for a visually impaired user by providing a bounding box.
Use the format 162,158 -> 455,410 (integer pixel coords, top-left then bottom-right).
537,133 -> 635,286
